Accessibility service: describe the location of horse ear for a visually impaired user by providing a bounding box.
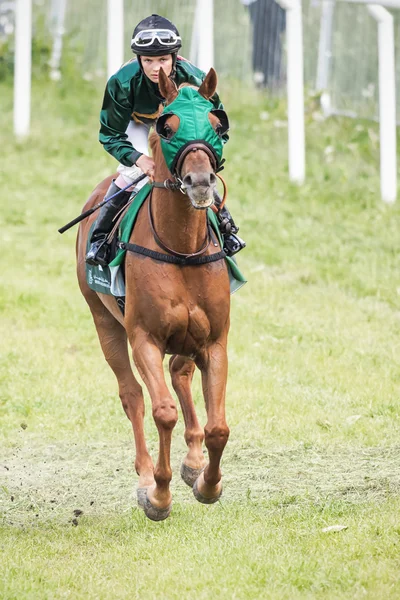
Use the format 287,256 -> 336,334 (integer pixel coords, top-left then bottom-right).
158,67 -> 178,104
198,68 -> 218,100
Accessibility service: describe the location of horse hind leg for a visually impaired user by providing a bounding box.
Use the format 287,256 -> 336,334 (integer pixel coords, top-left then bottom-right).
89,300 -> 155,506
169,355 -> 206,487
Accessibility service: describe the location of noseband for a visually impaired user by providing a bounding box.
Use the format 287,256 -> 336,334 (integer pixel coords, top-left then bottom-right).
152,142 -> 219,195
174,142 -> 219,178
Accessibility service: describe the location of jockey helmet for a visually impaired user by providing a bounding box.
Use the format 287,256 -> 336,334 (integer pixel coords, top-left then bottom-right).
131,14 -> 182,57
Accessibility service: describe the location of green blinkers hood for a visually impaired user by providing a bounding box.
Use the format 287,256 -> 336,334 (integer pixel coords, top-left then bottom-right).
156,87 -> 228,174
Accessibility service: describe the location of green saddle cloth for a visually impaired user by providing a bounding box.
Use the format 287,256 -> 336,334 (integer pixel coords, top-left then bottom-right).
86,183 -> 247,296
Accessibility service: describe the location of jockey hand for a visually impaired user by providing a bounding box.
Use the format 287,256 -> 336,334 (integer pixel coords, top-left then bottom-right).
136,154 -> 155,180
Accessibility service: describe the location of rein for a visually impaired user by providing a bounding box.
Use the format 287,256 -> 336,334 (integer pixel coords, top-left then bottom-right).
147,188 -> 213,259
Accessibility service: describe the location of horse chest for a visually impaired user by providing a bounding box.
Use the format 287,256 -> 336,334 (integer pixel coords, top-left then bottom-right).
125,238 -> 230,354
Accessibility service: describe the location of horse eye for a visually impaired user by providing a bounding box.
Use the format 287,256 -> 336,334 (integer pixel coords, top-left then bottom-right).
215,123 -> 223,137
164,124 -> 173,138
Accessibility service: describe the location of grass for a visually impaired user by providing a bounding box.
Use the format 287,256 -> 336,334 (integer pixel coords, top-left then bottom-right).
1,76 -> 400,599
1,501 -> 400,599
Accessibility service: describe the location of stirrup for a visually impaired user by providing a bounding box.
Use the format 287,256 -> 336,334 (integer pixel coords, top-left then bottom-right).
85,237 -> 110,266
223,233 -> 246,257
219,217 -> 233,235
217,213 -> 239,236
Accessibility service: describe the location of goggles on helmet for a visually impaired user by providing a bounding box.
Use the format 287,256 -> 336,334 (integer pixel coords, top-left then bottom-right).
131,29 -> 181,48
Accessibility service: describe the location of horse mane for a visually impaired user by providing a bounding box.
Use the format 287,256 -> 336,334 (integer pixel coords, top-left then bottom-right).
149,130 -> 163,166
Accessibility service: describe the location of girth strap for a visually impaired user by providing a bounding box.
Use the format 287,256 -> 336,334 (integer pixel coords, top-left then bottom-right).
118,242 -> 226,266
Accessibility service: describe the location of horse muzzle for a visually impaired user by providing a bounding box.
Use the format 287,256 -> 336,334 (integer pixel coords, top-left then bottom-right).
182,171 -> 217,210
189,195 -> 215,210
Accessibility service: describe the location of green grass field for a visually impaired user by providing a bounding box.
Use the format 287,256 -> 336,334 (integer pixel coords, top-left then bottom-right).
1,76 -> 400,599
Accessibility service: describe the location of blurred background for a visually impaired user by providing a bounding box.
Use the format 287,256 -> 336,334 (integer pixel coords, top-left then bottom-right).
2,0 -> 400,119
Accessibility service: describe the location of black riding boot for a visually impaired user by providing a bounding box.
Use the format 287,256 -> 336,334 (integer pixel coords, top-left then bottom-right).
213,191 -> 246,257
85,181 -> 132,266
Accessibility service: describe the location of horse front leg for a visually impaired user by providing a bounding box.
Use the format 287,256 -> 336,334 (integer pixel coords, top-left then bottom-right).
169,355 -> 206,487
87,300 -> 155,506
194,338 -> 230,504
131,332 -> 178,521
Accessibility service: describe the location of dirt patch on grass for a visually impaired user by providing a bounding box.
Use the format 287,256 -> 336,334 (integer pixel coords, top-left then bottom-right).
1,438 -> 400,527
229,442 -> 400,504
1,440 -> 137,527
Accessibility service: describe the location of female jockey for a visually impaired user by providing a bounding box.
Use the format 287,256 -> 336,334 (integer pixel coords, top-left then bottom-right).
86,14 -> 245,266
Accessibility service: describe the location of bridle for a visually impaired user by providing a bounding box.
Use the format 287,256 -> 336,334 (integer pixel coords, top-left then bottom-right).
151,142 -> 227,212
119,91 -> 229,264
117,148 -> 228,265
147,141 -> 225,260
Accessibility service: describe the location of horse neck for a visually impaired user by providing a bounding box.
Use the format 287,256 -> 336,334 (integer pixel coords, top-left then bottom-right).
151,158 -> 209,256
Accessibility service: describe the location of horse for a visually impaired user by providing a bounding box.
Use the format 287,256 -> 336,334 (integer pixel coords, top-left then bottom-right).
76,67 -> 231,521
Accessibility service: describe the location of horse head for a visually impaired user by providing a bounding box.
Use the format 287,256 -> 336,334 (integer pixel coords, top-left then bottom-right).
156,67 -> 229,210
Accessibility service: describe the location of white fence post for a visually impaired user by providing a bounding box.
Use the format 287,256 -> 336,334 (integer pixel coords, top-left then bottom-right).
190,0 -> 201,65
316,0 -> 335,91
368,5 -> 397,203
193,0 -> 214,71
49,0 -> 67,80
14,0 -> 32,138
277,0 -> 306,184
107,0 -> 124,78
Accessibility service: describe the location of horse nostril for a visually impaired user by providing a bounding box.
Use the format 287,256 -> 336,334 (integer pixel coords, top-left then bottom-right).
183,174 -> 193,187
183,172 -> 215,188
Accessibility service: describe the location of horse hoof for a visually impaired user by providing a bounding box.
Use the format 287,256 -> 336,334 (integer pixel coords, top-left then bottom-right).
193,475 -> 223,505
143,492 -> 172,521
180,463 -> 205,487
136,487 -> 147,509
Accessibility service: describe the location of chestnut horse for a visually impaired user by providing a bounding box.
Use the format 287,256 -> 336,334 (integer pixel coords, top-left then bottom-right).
76,68 -> 231,521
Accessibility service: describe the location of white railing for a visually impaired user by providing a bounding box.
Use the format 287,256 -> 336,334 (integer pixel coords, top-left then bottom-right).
11,0 -> 398,203
190,0 -> 214,72
368,5 -> 397,203
277,0 -> 306,184
48,0 -> 67,81
13,0 -> 32,138
107,0 -> 124,78
317,0 -> 398,203
9,0 -> 307,185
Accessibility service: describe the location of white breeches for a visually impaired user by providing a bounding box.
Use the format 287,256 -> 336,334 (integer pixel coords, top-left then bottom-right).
116,120 -> 151,190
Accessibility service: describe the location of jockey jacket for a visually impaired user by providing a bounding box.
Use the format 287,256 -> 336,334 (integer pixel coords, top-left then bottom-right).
99,56 -> 227,167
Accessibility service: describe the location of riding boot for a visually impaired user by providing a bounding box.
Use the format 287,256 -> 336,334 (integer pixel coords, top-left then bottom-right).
85,181 -> 132,266
213,190 -> 246,257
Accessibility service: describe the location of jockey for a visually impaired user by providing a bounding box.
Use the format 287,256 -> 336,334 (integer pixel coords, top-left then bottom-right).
86,14 -> 246,266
